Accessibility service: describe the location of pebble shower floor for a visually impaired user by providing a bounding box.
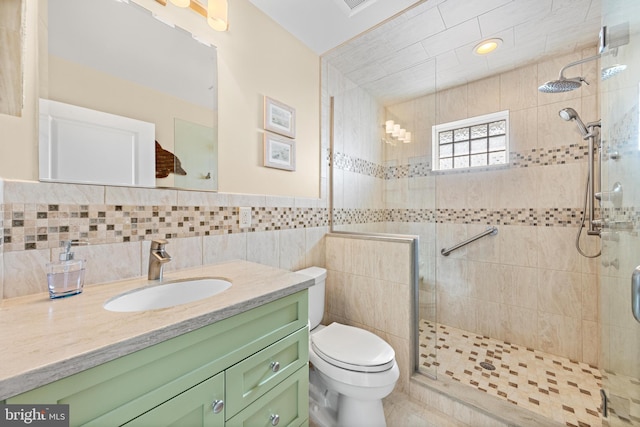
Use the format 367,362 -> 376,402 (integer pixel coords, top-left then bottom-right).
419,320 -> 603,427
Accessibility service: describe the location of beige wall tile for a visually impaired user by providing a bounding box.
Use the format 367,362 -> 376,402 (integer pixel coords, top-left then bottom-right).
499,265 -> 538,309
4,249 -> 50,298
581,273 -> 599,322
537,312 -> 581,361
509,107 -> 538,152
246,230 -> 279,268
582,320 -> 600,367
160,236 -> 203,272
436,85 -> 468,124
325,269 -> 346,320
537,226 -> 581,273
501,304 -> 537,348
537,269 -> 582,318
203,232 -> 247,264
75,241 -> 142,285
278,228 -> 306,271
499,63 -> 538,111
467,76 -> 500,117
305,226 -> 327,268
498,225 -> 538,268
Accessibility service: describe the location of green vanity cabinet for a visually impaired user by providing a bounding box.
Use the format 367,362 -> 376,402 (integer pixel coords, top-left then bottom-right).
124,372 -> 225,427
7,290 -> 309,427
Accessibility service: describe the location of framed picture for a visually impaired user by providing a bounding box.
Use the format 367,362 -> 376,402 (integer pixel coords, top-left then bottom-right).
264,96 -> 296,138
264,131 -> 296,171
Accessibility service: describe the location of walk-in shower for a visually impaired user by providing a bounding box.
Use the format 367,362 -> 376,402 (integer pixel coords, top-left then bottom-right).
324,2 -> 640,426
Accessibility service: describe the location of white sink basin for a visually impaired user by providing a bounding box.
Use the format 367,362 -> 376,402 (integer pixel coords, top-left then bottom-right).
103,278 -> 232,312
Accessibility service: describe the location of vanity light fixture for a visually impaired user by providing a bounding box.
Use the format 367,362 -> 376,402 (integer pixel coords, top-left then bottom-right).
473,38 -> 502,55
170,0 -> 190,7
207,0 -> 229,31
154,0 -> 229,32
383,119 -> 411,144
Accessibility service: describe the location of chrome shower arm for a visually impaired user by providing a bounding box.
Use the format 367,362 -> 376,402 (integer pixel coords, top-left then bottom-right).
558,54 -> 601,81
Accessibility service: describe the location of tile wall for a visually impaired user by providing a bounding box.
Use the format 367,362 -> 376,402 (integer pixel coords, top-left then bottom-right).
0,179 -> 329,299
324,234 -> 415,394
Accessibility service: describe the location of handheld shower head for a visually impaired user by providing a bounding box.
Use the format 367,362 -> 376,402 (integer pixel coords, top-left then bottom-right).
559,108 -> 590,137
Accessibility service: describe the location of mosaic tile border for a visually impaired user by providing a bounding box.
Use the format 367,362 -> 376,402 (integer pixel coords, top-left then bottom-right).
332,207 -> 587,227
331,143 -> 590,179
2,204 -> 595,253
2,204 -> 328,252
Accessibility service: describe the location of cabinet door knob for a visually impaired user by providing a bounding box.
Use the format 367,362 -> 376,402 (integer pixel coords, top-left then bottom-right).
211,399 -> 224,414
270,361 -> 280,372
270,414 -> 280,426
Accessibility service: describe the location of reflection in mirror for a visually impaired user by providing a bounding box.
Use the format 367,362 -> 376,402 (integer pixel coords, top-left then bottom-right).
42,0 -> 218,190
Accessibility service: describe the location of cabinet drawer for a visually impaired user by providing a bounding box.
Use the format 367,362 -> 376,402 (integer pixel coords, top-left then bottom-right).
226,366 -> 308,427
123,372 -> 225,427
226,327 -> 308,418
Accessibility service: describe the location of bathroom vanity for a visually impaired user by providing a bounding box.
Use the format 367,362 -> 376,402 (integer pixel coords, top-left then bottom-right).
0,261 -> 311,426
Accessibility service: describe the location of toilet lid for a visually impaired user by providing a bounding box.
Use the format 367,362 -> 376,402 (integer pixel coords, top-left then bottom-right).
311,323 -> 395,373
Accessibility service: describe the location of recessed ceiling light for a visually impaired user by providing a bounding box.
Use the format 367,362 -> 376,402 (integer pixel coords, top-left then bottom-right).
473,38 -> 502,55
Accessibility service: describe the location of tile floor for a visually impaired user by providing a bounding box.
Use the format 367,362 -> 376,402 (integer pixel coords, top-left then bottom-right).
418,320 -> 603,427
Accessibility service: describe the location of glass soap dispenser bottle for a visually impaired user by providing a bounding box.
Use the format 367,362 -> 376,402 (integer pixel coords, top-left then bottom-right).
47,240 -> 88,299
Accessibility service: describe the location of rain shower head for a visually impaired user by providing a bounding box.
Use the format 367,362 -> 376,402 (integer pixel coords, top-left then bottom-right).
538,54 -> 600,93
559,107 -> 590,137
538,78 -> 585,93
601,64 -> 627,80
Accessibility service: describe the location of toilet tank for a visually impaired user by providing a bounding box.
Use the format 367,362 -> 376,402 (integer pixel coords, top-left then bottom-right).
295,266 -> 326,330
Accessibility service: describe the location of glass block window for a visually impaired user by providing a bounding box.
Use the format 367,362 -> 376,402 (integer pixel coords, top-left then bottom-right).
432,111 -> 509,171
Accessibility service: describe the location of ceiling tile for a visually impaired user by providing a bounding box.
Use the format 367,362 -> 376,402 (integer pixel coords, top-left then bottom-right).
421,18 -> 483,57
438,0 -> 512,28
478,0 -> 553,37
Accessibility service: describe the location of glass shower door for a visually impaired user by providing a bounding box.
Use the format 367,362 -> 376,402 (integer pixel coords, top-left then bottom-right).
600,0 -> 640,424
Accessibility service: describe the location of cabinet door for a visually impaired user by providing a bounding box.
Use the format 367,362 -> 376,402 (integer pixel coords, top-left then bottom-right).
123,373 -> 225,427
226,327 -> 308,417
227,367 -> 308,427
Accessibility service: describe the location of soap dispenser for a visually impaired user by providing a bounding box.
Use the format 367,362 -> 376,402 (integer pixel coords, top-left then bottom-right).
47,240 -> 88,299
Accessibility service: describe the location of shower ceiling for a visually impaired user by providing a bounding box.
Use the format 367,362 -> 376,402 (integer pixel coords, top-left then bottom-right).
250,0 -> 602,106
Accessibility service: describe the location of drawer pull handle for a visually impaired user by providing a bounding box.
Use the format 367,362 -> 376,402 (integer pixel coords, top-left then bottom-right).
211,399 -> 224,414
270,361 -> 280,372
270,414 -> 280,426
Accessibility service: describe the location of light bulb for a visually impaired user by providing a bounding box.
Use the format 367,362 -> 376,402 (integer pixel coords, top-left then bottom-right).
170,0 -> 190,7
208,0 -> 228,31
385,120 -> 394,134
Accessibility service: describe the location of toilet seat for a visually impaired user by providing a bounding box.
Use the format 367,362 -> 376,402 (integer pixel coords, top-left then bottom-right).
311,323 -> 395,373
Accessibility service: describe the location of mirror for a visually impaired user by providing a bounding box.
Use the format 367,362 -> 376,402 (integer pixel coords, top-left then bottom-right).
41,0 -> 218,190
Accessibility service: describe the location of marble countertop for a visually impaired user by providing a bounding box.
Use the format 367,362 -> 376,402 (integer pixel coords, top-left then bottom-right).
0,260 -> 313,400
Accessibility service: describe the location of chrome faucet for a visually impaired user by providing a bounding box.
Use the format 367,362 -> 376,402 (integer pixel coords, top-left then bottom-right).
148,239 -> 172,280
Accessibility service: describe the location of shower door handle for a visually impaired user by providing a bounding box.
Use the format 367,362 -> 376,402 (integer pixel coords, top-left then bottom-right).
632,266 -> 640,323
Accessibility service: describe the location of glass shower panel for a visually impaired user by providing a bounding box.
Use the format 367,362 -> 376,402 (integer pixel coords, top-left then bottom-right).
384,80 -> 438,379
600,0 -> 640,424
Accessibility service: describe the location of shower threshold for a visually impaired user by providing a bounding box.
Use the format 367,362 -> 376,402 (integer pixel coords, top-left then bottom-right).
418,320 -> 602,427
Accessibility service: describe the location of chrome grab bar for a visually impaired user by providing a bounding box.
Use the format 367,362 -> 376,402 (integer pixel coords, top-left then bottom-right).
440,226 -> 498,256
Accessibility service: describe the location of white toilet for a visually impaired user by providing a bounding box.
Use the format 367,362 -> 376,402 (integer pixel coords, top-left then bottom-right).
295,267 -> 400,427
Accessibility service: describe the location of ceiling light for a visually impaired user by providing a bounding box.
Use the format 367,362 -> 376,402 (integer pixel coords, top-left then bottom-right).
473,38 -> 502,56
